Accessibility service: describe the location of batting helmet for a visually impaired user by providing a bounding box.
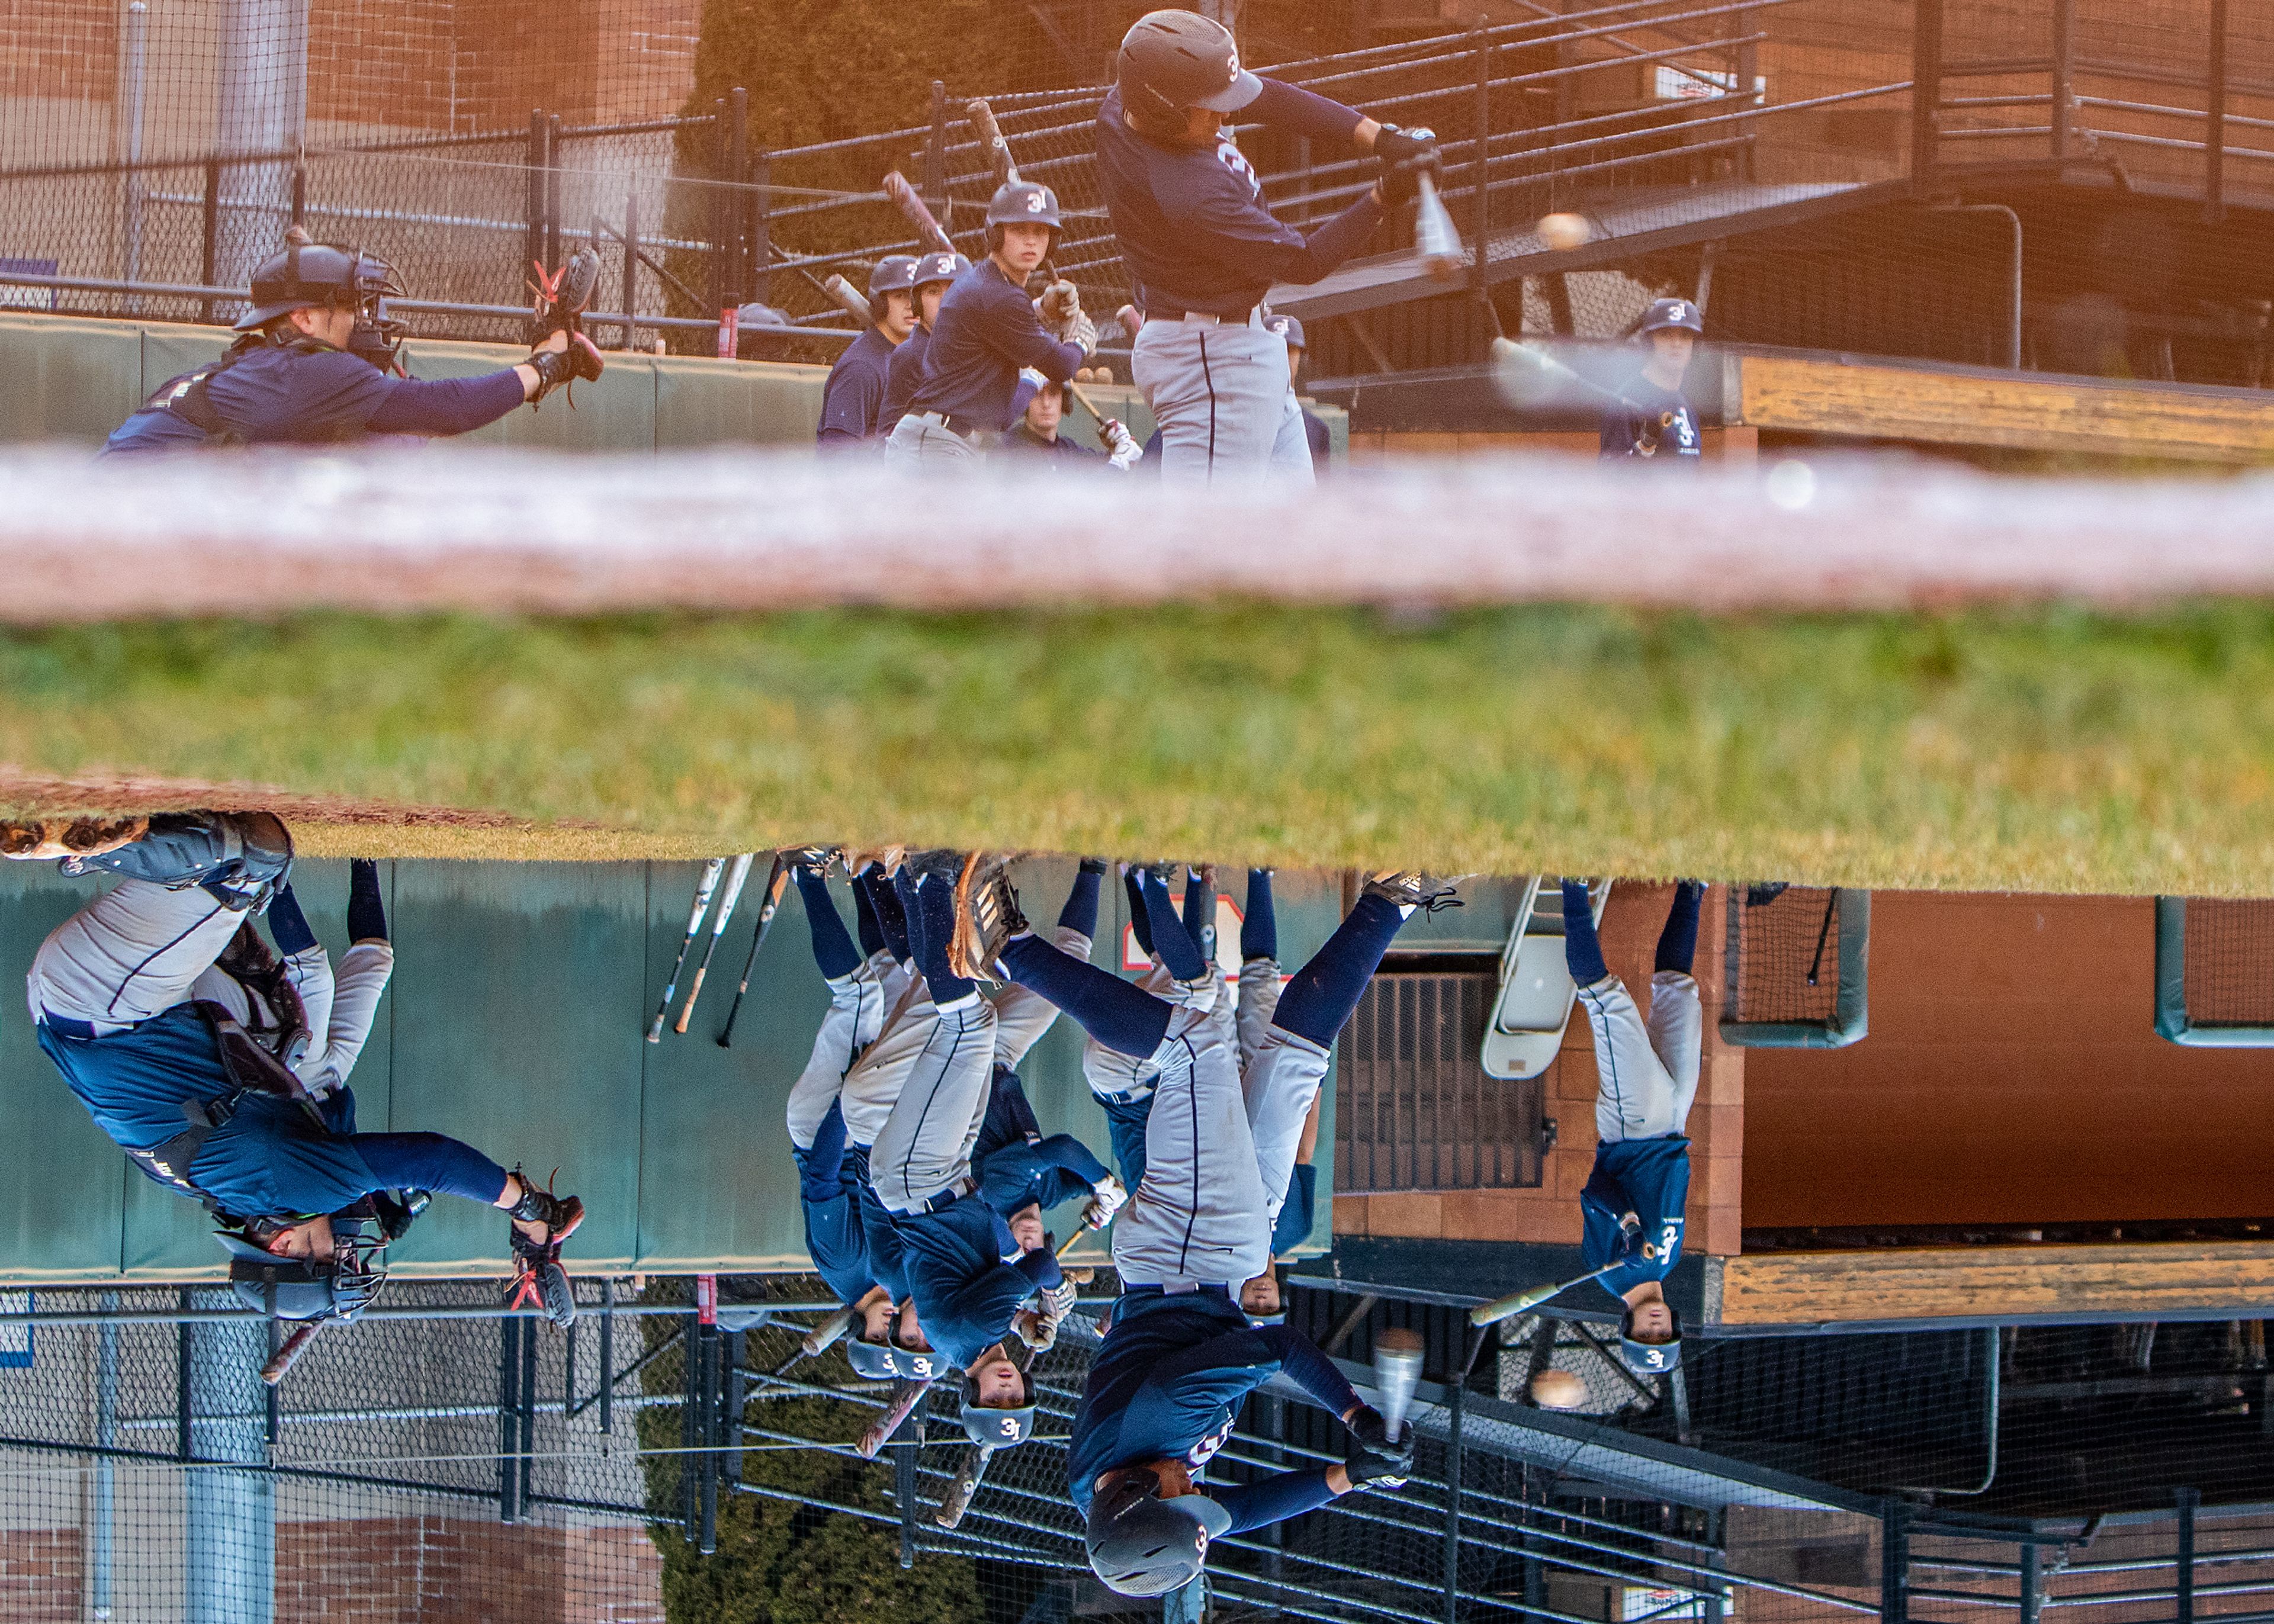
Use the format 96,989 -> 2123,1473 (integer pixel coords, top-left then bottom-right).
1117,10 -> 1263,138
1087,1470 -> 1234,1598
959,1375 -> 1036,1448
846,1336 -> 899,1381
1263,313 -> 1307,352
891,1334 -> 947,1383
216,1223 -> 388,1325
867,254 -> 920,321
984,180 -> 1063,255
910,249 -> 969,292
1638,297 -> 1704,337
1617,1302 -> 1684,1376
237,231 -> 403,335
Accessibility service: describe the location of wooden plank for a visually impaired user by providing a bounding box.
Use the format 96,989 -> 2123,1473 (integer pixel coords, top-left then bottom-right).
1718,1241 -> 2274,1325
1737,352 -> 2274,462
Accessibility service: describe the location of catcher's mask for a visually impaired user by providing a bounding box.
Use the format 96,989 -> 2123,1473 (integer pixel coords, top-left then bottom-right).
846,1336 -> 899,1381
959,1372 -> 1035,1447
1618,1303 -> 1684,1375
240,233 -> 406,359
217,1219 -> 387,1324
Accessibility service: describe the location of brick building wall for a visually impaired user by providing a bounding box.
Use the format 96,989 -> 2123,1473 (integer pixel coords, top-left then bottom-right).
0,0 -> 118,103
275,1513 -> 665,1623
0,1528 -> 83,1624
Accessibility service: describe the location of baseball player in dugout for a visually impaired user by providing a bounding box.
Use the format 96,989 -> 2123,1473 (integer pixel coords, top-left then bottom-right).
942,857 -> 1461,1594
1100,9 -> 1438,481
6,813 -> 586,1329
102,229 -> 602,455
1563,878 -> 1708,1378
818,254 -> 918,448
878,249 -> 970,442
1600,297 -> 1705,464
1005,371 -> 1144,469
885,181 -> 1097,467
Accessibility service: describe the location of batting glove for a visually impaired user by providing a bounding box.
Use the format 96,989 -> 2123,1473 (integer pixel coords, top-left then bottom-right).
1377,151 -> 1438,207
1103,420 -> 1141,473
1372,123 -> 1437,166
1345,1404 -> 1392,1450
1345,1431 -> 1416,1488
1039,279 -> 1081,324
1084,1174 -> 1129,1229
1039,1278 -> 1078,1321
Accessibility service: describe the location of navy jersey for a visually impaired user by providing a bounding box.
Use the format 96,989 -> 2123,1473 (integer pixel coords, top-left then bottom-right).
818,325 -> 897,446
1302,407 -> 1331,465
909,260 -> 1083,432
1095,81 -> 1383,315
1069,1292 -> 1358,1525
893,1195 -> 1057,1370
104,339 -> 524,454
1580,1135 -> 1690,1301
877,323 -> 930,439
1598,380 -> 1701,464
850,1146 -> 912,1303
1004,423 -> 1106,464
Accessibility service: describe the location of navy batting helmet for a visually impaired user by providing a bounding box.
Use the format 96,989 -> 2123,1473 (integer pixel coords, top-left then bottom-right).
1264,313 -> 1307,352
1117,10 -> 1263,138
217,1222 -> 387,1324
960,1375 -> 1036,1448
237,231 -> 403,335
867,254 -> 920,321
891,1336 -> 947,1383
1638,297 -> 1704,337
1087,1470 -> 1235,1597
1618,1302 -> 1684,1375
910,250 -> 969,292
846,1336 -> 898,1381
985,181 -> 1062,253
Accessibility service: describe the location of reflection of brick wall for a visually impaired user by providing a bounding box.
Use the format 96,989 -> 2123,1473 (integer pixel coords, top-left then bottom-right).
0,1528 -> 83,1624
275,1516 -> 664,1623
0,0 -> 117,102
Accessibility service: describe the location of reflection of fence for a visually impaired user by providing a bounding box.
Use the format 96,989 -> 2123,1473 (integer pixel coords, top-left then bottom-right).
2154,895 -> 2274,1046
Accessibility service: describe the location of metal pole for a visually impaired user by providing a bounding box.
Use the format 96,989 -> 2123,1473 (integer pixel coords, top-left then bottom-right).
1472,18 -> 1491,304
1881,1500 -> 1909,1624
545,113 -> 564,272
497,1317 -> 519,1524
176,1289 -> 193,1462
525,110 -> 547,282
263,1287 -> 281,1448
925,81 -> 948,218
621,190 -> 640,352
2050,0 -> 2074,164
896,1394 -> 918,1570
2019,1543 -> 2042,1624
1735,9 -> 1759,181
599,1279 -> 616,1433
727,87 -> 750,304
724,1327 -> 745,1484
94,1291 -> 116,1623
680,1308 -> 699,1541
119,0 -> 149,313
200,157 -> 221,326
2205,0 -> 2229,223
751,148 -> 771,313
1910,0 -> 1943,188
2177,1487 -> 2199,1624
1447,1332 -> 1480,1624
518,1312 -> 538,1512
698,1323 -> 718,1554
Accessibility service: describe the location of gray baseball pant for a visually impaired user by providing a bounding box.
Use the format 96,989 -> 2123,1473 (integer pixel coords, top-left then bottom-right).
1133,316 -> 1314,484
785,950 -> 900,1151
1578,971 -> 1703,1144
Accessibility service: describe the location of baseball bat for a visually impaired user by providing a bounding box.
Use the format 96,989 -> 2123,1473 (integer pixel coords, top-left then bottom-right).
1492,337 -> 1669,422
676,853 -> 754,1033
261,1320 -> 323,1385
648,858 -> 725,1043
1413,170 -> 1466,283
966,98 -> 1018,185
934,1442 -> 993,1529
1807,886 -> 1839,988
1469,1261 -> 1624,1327
1372,1328 -> 1425,1442
881,171 -> 957,256
856,1378 -> 930,1459
716,857 -> 791,1047
801,1304 -> 858,1358
821,274 -> 877,329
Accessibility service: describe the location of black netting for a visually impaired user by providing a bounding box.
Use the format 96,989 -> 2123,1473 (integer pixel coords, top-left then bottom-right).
2182,899 -> 2274,1028
1726,885 -> 1845,1028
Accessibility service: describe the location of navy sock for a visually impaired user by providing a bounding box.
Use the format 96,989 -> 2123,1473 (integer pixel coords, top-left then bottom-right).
1001,934 -> 1170,1058
795,867 -> 862,982
851,868 -> 886,960
1059,861 -> 1104,938
891,870 -> 923,968
1271,892 -> 1407,1049
347,859 -> 388,944
1141,870 -> 1207,983
1181,870 -> 1216,964
1242,870 -> 1277,962
266,883 -> 318,957
913,874 -> 975,1004
863,867 -> 912,966
1563,880 -> 1609,985
1655,881 -> 1704,975
1123,870 -> 1155,958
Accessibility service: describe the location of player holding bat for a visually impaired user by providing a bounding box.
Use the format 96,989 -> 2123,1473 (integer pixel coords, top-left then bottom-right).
818,255 -> 918,449
1601,298 -> 1704,464
104,228 -> 602,454
879,249 -> 969,441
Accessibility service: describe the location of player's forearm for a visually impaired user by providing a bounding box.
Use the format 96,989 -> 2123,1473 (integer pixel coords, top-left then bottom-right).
364,370 -> 528,435
1249,78 -> 1369,145
1258,1326 -> 1363,1417
1039,1132 -> 1111,1186
1218,1468 -> 1340,1533
1012,1247 -> 1064,1292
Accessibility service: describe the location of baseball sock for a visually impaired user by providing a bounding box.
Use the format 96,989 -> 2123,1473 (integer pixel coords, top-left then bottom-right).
1181,869 -> 1215,962
1656,880 -> 1704,975
1123,869 -> 1155,958
851,866 -> 886,960
1000,934 -> 1171,1059
266,883 -> 318,957
1271,892 -> 1406,1047
863,867 -> 912,965
891,869 -> 923,967
912,872 -> 975,1005
1563,880 -> 1610,985
795,866 -> 862,982
1242,869 -> 1277,962
1140,869 -> 1208,983
347,859 -> 388,944
1060,858 -> 1105,938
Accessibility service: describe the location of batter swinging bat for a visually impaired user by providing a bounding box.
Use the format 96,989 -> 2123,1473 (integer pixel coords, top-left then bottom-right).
715,856 -> 791,1048
934,1442 -> 992,1529
1469,1260 -> 1626,1327
1413,171 -> 1466,283
966,98 -> 1017,186
676,853 -> 754,1033
856,1378 -> 930,1459
801,1304 -> 858,1358
881,171 -> 957,257
261,1320 -> 323,1385
648,857 -> 725,1043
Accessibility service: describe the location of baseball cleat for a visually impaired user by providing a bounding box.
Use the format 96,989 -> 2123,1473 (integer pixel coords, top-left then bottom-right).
506,1167 -> 585,1247
1363,872 -> 1469,915
781,845 -> 840,876
1,815 -> 150,861
506,1233 -> 577,1327
950,852 -> 1027,981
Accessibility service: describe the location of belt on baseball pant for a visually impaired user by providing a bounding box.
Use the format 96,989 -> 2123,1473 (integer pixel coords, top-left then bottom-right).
908,409 -> 990,442
894,1175 -> 978,1217
1144,306 -> 1258,326
1120,1282 -> 1232,1300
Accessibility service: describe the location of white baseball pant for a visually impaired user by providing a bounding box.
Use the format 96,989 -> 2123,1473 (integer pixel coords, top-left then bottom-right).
1133,316 -> 1314,485
1110,1005 -> 1271,1289
1578,971 -> 1704,1144
883,413 -> 982,468
1080,956 -> 1216,1102
190,940 -> 394,1096
991,927 -> 1090,1071
869,993 -> 1001,1213
785,950 -> 900,1151
836,969 -> 937,1147
28,879 -> 245,1033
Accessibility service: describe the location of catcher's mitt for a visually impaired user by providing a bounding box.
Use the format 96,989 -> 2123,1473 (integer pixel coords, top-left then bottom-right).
526,246 -> 606,408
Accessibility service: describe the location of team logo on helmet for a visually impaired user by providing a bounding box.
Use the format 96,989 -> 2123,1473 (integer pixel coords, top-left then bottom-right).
1026,193 -> 1045,211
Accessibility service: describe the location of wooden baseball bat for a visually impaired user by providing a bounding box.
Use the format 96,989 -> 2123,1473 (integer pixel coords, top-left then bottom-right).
676,853 -> 754,1033
716,857 -> 792,1048
261,1320 -> 324,1385
881,171 -> 957,256
821,274 -> 876,328
856,1378 -> 930,1459
934,1442 -> 993,1529
648,858 -> 725,1043
965,99 -> 1018,185
801,1304 -> 858,1358
1469,1261 -> 1623,1327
